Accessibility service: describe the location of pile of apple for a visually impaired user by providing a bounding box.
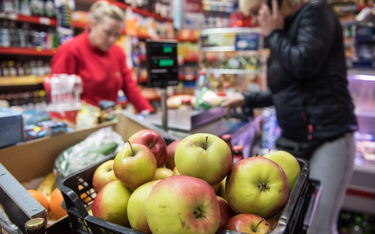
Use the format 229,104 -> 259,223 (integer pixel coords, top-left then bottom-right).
90,129 -> 301,234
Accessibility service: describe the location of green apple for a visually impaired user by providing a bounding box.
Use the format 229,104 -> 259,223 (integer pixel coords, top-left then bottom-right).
226,157 -> 289,219
212,183 -> 220,194
127,180 -> 160,233
145,175 -> 220,234
263,150 -> 301,193
92,181 -> 131,226
153,168 -> 173,180
172,167 -> 180,176
175,133 -> 232,186
92,160 -> 117,193
225,214 -> 272,234
114,142 -> 157,189
217,177 -> 227,200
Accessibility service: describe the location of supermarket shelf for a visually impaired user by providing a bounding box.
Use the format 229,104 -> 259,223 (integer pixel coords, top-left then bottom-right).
137,75 -> 198,83
137,77 -> 147,83
92,0 -> 173,22
207,68 -> 259,75
73,22 -> 87,29
0,76 -> 45,86
0,47 -> 56,56
201,46 -> 236,52
183,58 -> 199,63
0,12 -> 57,26
178,38 -> 199,43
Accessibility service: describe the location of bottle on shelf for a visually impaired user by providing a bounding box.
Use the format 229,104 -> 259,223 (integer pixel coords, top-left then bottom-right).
221,134 -> 233,159
8,61 -> 17,77
232,145 -> 244,165
16,61 -> 25,76
20,0 -> 31,16
44,0 -> 55,17
13,0 -> 20,13
23,60 -> 31,75
30,60 -> 37,75
9,20 -> 19,47
2,0 -> 13,12
25,217 -> 46,234
0,19 -> 10,48
1,61 -> 10,77
18,23 -> 27,48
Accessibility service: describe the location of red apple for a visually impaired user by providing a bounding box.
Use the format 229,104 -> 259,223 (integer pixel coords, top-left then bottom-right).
114,142 -> 157,189
225,214 -> 271,234
92,160 -> 117,193
145,175 -> 220,234
226,157 -> 289,219
129,129 -> 167,167
217,196 -> 235,231
166,140 -> 182,170
92,181 -> 131,226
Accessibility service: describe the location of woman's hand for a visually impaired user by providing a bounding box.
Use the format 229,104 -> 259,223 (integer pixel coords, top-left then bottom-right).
259,0 -> 284,36
221,95 -> 245,108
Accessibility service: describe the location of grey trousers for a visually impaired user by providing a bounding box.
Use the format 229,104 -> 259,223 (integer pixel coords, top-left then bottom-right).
308,133 -> 355,234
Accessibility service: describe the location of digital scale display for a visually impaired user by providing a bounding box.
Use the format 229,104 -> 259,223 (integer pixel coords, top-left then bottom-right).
146,40 -> 179,88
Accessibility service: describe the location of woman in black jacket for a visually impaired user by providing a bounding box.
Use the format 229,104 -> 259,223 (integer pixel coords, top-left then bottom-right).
223,0 -> 358,233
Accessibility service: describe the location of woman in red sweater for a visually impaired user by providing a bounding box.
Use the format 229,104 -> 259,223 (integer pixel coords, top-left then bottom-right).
51,1 -> 154,113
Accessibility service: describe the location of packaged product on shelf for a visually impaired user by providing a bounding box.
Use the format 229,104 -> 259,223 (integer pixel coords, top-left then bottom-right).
20,0 -> 31,15
2,0 -> 13,12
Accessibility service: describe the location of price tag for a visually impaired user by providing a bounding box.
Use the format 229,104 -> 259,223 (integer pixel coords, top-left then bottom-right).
7,12 -> 17,20
39,17 -> 51,25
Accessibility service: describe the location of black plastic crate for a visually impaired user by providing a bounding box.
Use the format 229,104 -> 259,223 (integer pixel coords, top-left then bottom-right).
57,156 -> 310,234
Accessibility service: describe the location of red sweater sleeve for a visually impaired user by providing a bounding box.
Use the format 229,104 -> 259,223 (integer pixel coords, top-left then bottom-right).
121,57 -> 154,113
51,44 -> 78,74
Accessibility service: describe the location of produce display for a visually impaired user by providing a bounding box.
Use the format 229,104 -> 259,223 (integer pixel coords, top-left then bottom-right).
69,129 -> 303,234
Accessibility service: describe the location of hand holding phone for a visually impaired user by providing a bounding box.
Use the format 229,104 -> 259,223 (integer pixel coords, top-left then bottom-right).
259,0 -> 284,36
267,0 -> 283,11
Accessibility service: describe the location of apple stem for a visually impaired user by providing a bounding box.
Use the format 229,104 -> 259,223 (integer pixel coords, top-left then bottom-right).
203,136 -> 208,150
254,218 -> 265,232
128,141 -> 135,156
268,148 -> 271,153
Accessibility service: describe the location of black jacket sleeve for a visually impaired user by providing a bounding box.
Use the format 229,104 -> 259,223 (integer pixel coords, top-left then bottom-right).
243,89 -> 273,108
266,1 -> 335,80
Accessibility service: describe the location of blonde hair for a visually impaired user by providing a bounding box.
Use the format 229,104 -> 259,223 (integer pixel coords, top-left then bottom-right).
90,1 -> 124,22
239,0 -> 301,15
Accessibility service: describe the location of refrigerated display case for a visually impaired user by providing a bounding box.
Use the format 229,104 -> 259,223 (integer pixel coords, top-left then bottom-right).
342,70 -> 375,215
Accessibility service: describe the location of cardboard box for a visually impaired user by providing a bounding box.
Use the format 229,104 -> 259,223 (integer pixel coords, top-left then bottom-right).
0,108 -> 23,149
0,111 -> 177,231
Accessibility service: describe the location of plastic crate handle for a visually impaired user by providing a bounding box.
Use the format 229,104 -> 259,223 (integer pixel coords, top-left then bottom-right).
57,180 -> 89,218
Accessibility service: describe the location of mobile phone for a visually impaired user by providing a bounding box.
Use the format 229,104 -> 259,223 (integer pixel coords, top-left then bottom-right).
267,0 -> 283,11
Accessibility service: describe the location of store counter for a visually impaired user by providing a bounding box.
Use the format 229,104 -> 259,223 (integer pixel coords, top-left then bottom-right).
142,108 -> 262,158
